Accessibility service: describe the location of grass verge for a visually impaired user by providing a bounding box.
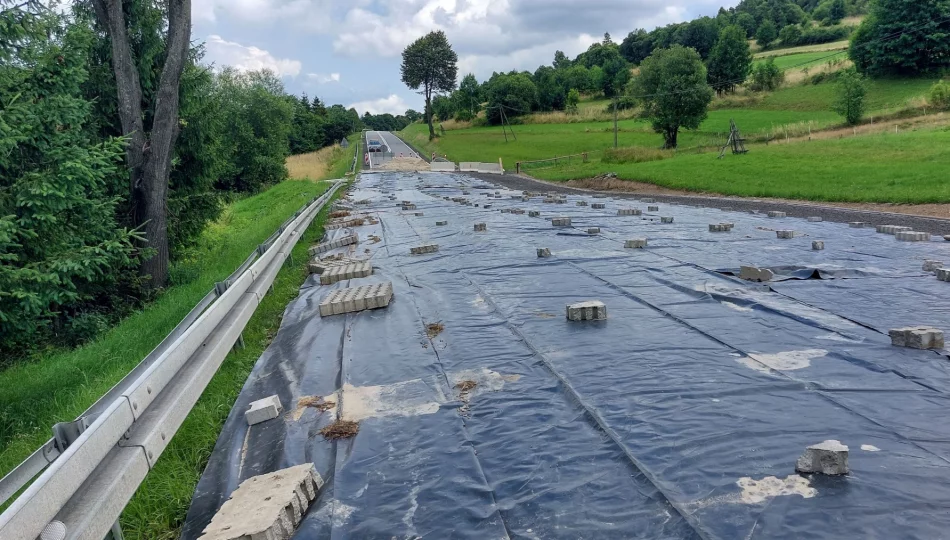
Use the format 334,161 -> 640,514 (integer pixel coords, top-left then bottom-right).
0,144 -> 353,536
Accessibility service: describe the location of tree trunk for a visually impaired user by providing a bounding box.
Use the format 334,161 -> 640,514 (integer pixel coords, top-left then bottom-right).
664,127 -> 678,149
94,0 -> 191,288
425,85 -> 435,140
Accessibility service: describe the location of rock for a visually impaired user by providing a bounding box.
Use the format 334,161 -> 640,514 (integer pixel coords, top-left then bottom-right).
795,440 -> 849,475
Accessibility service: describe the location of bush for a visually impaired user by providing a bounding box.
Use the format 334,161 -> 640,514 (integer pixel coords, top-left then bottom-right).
833,68 -> 867,125
749,58 -> 786,91
603,146 -> 674,164
779,25 -> 803,46
566,88 -> 580,113
756,21 -> 778,49
454,109 -> 475,122
797,25 -> 851,46
930,81 -> 950,110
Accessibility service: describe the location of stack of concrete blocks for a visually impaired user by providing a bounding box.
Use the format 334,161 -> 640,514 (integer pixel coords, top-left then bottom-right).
776,230 -> 795,239
593,194 -> 607,199
647,206 -> 659,212
937,268 -> 950,282
245,395 -> 282,426
877,225 -> 913,235
402,203 -> 417,211
318,282 -> 394,317
462,191 -> 471,195
552,217 -> 572,227
922,260 -> 943,273
849,222 -> 868,228
319,261 -> 373,285
740,266 -> 774,282
592,203 -> 606,209
813,241 -> 825,250
512,209 -> 526,215
587,228 -> 601,234
308,234 -> 359,257
537,248 -> 552,258
528,211 -> 541,217
659,217 -> 673,224
543,197 -> 556,204
642,198 -> 656,203
576,201 -> 588,207
474,223 -> 487,232
767,211 -> 787,218
308,256 -> 363,275
795,440 -> 849,476
566,301 -> 607,321
197,463 -> 324,540
807,216 -> 823,222
501,209 -> 512,214
618,208 -> 642,216
896,231 -> 931,242
414,212 -> 424,217
889,327 -> 944,349
709,223 -> 734,232
410,244 -> 439,255
325,217 -> 366,231
436,221 -> 448,226
555,197 -> 567,204
625,238 -> 648,249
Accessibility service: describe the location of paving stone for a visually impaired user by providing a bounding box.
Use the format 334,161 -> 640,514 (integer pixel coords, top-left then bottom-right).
642,198 -> 656,203
812,241 -> 825,251
325,217 -> 367,230
624,238 -> 648,249
308,256 -> 364,275
617,209 -> 642,216
401,203 -> 417,210
896,231 -> 930,242
474,223 -> 487,232
647,206 -> 659,212
512,209 -> 526,215
537,248 -> 552,258
552,217 -> 572,227
308,234 -> 359,257
776,230 -> 795,239
319,261 -> 372,285
591,203 -> 606,209
593,194 -> 607,199
923,260 -> 943,273
739,265 -> 774,282
484,204 -> 492,209
767,211 -> 787,218
198,463 -> 323,540
889,326 -> 945,349
849,222 -> 868,228
945,235 -> 950,242
436,221 -> 448,226
566,300 -> 607,321
245,395 -> 282,426
937,268 -> 950,282
501,209 -> 512,214
709,223 -> 733,232
587,228 -> 601,234
660,217 -> 674,224
795,440 -> 849,476
576,201 -> 588,207
410,244 -> 440,255
319,282 -> 394,316
528,211 -> 541,217
807,216 -> 823,222
414,212 -> 424,217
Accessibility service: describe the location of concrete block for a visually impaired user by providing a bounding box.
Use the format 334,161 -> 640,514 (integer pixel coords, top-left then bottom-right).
462,191 -> 471,195
776,230 -> 795,239
319,261 -> 372,285
624,238 -> 648,249
401,203 -> 417,210
922,260 -> 943,273
537,248 -> 552,258
849,222 -> 867,228
587,228 -> 601,234
552,217 -> 572,227
198,463 -> 323,540
739,265 -> 774,282
543,198 -> 556,204
501,209 -> 512,214
889,326 -> 945,349
245,395 -> 282,426
566,300 -> 607,321
528,211 -> 541,217
617,209 -> 642,216
484,204 -> 492,209
767,211 -> 787,218
812,241 -> 825,251
945,235 -> 950,242
410,244 -> 440,255
896,231 -> 930,242
325,217 -> 367,231
592,203 -> 606,209
937,268 -> 950,282
474,223 -> 487,232
308,234 -> 359,257
807,216 -> 823,222
512,209 -> 526,215
309,256 -> 364,275
709,223 -> 733,232
576,201 -> 588,207
436,221 -> 448,226
661,217 -> 674,224
319,282 -> 394,317
647,205 -> 659,212
414,212 -> 424,217
795,440 -> 849,476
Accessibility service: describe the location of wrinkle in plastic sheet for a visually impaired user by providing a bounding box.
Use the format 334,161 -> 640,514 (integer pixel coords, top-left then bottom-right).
183,171 -> 950,540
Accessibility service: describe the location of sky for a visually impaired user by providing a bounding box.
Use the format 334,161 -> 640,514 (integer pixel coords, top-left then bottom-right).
195,0 -> 739,116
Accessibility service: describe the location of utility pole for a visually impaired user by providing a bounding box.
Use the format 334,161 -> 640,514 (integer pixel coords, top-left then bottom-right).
613,97 -> 618,148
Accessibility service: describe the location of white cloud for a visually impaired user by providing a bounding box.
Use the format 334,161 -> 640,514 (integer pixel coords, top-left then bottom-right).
204,35 -> 302,77
348,94 -> 411,116
307,72 -> 342,84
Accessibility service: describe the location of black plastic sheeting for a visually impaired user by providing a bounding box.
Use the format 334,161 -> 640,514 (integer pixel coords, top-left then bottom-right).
183,171 -> 950,540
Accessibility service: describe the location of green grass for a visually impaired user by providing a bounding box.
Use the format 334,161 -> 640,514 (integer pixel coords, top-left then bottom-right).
754,40 -> 850,58
754,50 -> 846,70
532,126 -> 950,203
0,144 -> 353,537
761,77 -> 936,112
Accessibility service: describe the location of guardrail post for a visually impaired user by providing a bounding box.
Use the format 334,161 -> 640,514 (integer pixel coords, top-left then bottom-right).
516,162 -> 520,174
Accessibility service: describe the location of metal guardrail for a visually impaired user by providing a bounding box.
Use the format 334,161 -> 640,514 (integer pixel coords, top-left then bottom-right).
0,180 -> 343,540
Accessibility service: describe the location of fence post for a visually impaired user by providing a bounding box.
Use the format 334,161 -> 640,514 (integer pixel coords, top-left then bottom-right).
516,162 -> 520,174
583,152 -> 588,163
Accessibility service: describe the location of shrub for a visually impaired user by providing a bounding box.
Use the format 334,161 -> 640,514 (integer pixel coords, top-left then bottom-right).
833,68 -> 867,125
603,147 -> 674,164
929,81 -> 950,110
749,58 -> 786,91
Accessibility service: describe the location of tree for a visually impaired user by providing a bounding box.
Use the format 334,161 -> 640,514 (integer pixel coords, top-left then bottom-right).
601,56 -> 631,98
833,67 -> 867,125
680,16 -> 722,59
484,72 -> 538,124
400,31 -> 458,139
849,0 -> 950,76
620,29 -> 654,64
553,50 -> 571,69
829,0 -> 847,24
929,81 -> 950,110
756,20 -> 778,48
558,64 -> 593,94
566,88 -> 580,114
405,109 -> 423,122
630,46 -> 714,149
749,57 -> 786,91
534,65 -> 566,111
779,24 -> 804,46
706,25 -> 753,94
736,12 -> 757,37
458,73 -> 482,116
90,0 -> 192,288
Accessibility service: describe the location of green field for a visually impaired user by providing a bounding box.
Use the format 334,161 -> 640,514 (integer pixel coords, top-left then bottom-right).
0,144 -> 353,537
754,50 -> 846,70
760,77 -> 935,112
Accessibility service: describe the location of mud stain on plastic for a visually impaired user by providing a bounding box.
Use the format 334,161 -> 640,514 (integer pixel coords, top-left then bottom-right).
736,475 -> 816,504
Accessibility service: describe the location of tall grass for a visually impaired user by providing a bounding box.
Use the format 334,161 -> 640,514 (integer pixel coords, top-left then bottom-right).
286,144 -> 345,180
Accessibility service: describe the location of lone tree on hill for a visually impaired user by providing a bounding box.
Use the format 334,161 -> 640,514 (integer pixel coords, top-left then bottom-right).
833,68 -> 867,126
631,46 -> 714,149
707,25 -> 753,95
91,0 -> 192,288
401,31 -> 458,140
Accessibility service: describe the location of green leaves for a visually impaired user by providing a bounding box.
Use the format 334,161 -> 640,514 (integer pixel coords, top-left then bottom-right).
833,68 -> 868,125
850,0 -> 950,76
707,25 -> 753,94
